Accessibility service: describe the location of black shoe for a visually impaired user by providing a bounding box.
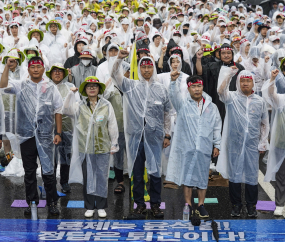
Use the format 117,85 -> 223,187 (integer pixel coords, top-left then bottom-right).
195,204 -> 209,218
48,202 -> 60,216
24,206 -> 31,215
127,204 -> 147,219
247,204 -> 258,218
231,205 -> 242,217
151,203 -> 164,218
61,183 -> 71,193
188,205 -> 194,219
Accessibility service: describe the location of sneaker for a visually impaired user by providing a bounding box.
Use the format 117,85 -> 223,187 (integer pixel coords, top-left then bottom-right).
151,204 -> 164,218
274,206 -> 284,216
98,209 -> 107,218
247,204 -> 258,218
195,204 -> 209,218
48,202 -> 60,216
231,205 -> 242,217
188,204 -> 194,219
24,206 -> 31,215
61,183 -> 71,193
84,210 -> 95,218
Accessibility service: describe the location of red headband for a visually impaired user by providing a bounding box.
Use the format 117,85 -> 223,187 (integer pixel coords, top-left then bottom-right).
240,38 -> 248,45
187,80 -> 203,88
80,51 -> 92,56
140,60 -> 153,66
171,46 -> 182,52
203,48 -> 213,52
28,60 -> 44,68
240,75 -> 253,79
220,47 -> 233,51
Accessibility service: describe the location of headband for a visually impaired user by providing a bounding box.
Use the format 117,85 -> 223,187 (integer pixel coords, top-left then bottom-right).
202,35 -> 210,41
240,75 -> 253,79
80,51 -> 92,56
28,60 -> 44,68
86,79 -> 99,83
203,48 -> 213,52
140,60 -> 153,66
220,47 -> 232,51
187,80 -> 203,88
240,38 -> 248,45
137,48 -> 150,52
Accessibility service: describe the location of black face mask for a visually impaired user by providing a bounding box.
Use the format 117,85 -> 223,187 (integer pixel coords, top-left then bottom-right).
183,29 -> 188,35
247,25 -> 252,31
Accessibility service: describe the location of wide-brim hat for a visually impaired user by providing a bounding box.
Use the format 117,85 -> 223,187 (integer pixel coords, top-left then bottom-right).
46,63 -> 68,79
46,20 -> 62,31
28,28 -> 44,42
2,50 -> 21,65
79,76 -> 106,96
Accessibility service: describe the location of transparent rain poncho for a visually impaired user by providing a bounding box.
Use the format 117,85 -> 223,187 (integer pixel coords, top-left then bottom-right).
243,47 -> 271,95
271,48 -> 285,70
2,78 -> 63,175
216,68 -> 269,185
262,79 -> 285,181
239,39 -> 250,59
111,56 -> 171,177
166,77 -> 222,189
62,90 -> 119,197
279,34 -> 285,49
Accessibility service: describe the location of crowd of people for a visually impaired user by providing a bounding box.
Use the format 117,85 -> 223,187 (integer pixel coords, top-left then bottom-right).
0,0 -> 284,221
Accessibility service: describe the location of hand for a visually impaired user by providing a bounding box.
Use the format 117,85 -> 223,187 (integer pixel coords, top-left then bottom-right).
237,56 -> 242,63
70,87 -> 78,92
53,135 -> 62,145
196,49 -> 204,59
64,43 -> 68,48
260,39 -> 264,44
270,69 -> 279,81
265,56 -> 270,63
6,58 -> 16,68
209,24 -> 214,30
67,68 -> 72,75
118,49 -> 129,59
163,138 -> 170,148
220,34 -> 225,40
212,148 -> 219,158
265,38 -> 269,43
186,43 -> 190,49
14,37 -> 19,44
170,70 -> 180,81
121,41 -> 125,46
161,46 -> 167,54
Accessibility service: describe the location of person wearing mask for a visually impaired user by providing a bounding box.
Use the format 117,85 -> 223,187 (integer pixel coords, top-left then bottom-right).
0,56 -> 63,216
217,68 -> 269,218
111,49 -> 171,219
166,72 -> 222,219
62,76 -> 119,218
196,43 -> 244,121
68,48 -> 97,88
269,2 -> 278,18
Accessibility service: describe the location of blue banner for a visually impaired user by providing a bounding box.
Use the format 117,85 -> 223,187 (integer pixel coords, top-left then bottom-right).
0,219 -> 284,241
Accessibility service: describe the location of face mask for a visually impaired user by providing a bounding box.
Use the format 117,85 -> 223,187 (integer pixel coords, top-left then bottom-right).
273,44 -> 279,50
108,56 -> 117,73
170,19 -> 176,25
178,17 -> 184,22
27,54 -> 36,60
40,25 -> 46,31
87,35 -> 92,40
173,36 -> 181,44
247,26 -> 251,31
81,59 -> 91,66
183,29 -> 188,35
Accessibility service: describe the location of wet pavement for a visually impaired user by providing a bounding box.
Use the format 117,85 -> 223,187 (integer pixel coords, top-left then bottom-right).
0,159 -> 282,221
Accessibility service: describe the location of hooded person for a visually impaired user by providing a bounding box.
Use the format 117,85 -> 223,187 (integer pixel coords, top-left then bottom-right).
27,29 -> 50,59
41,20 -> 68,66
242,47 -> 271,96
46,63 -> 80,193
158,39 -> 192,76
64,36 -> 97,69
149,32 -> 163,62
3,21 -> 29,49
116,18 -> 132,49
196,43 -> 245,122
166,70 -> 222,219
235,38 -> 250,65
262,69 -> 285,216
96,43 -> 126,194
68,48 -> 97,88
62,75 -> 119,218
0,56 -> 63,216
111,50 -> 171,219
216,67 -> 269,218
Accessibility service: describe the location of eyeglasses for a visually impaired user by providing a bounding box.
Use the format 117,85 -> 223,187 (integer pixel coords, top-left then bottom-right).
86,84 -> 99,89
52,68 -> 64,73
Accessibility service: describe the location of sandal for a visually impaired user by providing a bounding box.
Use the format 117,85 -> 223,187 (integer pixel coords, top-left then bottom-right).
114,183 -> 125,194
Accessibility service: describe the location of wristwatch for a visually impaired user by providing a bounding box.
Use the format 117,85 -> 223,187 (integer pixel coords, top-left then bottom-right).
55,132 -> 62,137
164,135 -> 171,140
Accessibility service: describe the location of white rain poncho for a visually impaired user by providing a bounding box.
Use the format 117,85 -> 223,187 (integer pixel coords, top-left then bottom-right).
262,79 -> 285,181
166,79 -> 222,189
62,91 -> 119,197
271,48 -> 285,70
243,47 -> 271,96
216,68 -> 269,185
1,78 -> 63,175
116,18 -> 132,48
111,56 -> 171,177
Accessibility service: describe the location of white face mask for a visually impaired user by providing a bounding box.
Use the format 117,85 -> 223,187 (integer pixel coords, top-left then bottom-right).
82,59 -> 91,66
108,56 -> 117,73
40,25 -> 46,31
273,44 -> 279,50
170,19 -> 176,25
173,36 -> 181,44
178,17 -> 184,23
